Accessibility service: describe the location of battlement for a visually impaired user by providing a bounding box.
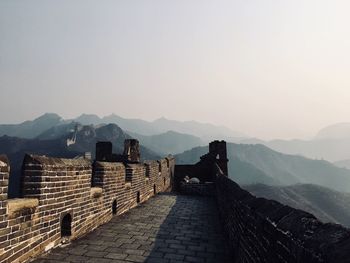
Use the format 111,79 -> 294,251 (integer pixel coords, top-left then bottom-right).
0,140 -> 175,263
4,139 -> 350,263
176,141 -> 350,262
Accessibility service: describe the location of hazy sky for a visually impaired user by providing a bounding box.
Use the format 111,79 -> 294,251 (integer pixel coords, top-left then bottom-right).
1,0 -> 350,140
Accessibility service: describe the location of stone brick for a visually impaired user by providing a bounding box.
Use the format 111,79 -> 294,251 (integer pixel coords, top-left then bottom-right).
0,141 -> 175,263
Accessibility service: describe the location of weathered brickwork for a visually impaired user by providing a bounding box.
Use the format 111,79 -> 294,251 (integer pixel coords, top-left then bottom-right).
0,143 -> 174,263
177,141 -> 350,263
174,140 -> 229,190
216,172 -> 323,263
216,171 -> 350,263
4,138 -> 350,263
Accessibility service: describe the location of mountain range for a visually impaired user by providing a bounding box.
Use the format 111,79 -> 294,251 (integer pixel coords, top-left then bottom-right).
127,130 -> 203,155
245,183 -> 350,228
73,113 -> 245,142
239,137 -> 350,163
176,143 -> 350,227
5,113 -> 350,163
1,123 -> 159,197
315,123 -> 350,140
3,113 -> 350,229
0,112 -> 243,156
175,143 -> 350,193
0,113 -> 64,139
234,122 -> 350,163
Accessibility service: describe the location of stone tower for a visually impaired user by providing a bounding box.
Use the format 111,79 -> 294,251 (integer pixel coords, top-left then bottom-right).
209,140 -> 229,176
123,139 -> 140,163
96,141 -> 112,161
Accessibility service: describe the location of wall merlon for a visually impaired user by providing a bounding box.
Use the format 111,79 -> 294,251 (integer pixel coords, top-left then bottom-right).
94,161 -> 125,171
0,141 -> 175,263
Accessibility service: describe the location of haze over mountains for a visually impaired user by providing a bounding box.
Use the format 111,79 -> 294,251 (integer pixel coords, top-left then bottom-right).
73,113 -> 245,142
0,113 -> 64,139
175,143 -> 350,193
176,143 -> 350,227
240,122 -> 350,162
0,113 -> 237,196
3,113 -> 350,228
1,122 -> 161,197
4,113 -> 350,163
245,184 -> 350,228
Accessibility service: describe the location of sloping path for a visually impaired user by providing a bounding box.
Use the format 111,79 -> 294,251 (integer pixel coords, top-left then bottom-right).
33,193 -> 231,263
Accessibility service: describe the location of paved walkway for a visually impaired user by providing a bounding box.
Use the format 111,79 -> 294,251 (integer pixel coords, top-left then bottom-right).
34,193 -> 231,263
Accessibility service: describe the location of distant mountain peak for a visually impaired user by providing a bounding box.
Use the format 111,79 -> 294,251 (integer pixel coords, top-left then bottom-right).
34,113 -> 63,122
155,116 -> 168,121
315,122 -> 350,140
0,112 -> 246,142
104,113 -> 119,118
74,114 -> 102,125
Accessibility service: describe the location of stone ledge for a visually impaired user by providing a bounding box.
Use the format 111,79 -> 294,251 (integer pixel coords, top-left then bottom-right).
94,161 -> 125,170
90,187 -> 103,198
125,182 -> 132,189
7,198 -> 39,217
23,154 -> 91,168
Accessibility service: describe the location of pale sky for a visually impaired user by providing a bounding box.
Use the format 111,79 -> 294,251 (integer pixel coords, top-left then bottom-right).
1,0 -> 350,140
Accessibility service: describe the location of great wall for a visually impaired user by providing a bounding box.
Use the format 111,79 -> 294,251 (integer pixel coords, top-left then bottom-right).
1,140 -> 350,262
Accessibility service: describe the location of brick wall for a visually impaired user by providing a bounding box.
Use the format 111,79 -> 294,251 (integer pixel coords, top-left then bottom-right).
175,141 -> 350,263
0,154 -> 175,263
215,169 -> 350,263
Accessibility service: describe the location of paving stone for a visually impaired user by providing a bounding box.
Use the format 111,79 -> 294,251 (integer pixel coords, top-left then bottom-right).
169,243 -> 186,250
124,248 -> 145,256
146,257 -> 169,263
176,249 -> 196,257
104,252 -> 128,260
125,254 -> 147,262
84,251 -> 108,258
86,258 -> 112,263
87,245 -> 108,251
67,248 -> 88,256
164,253 -> 185,261
120,243 -> 141,249
185,255 -> 205,262
32,194 -> 231,263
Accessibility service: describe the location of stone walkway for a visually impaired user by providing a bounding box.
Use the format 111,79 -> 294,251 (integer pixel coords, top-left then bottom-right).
33,193 -> 231,263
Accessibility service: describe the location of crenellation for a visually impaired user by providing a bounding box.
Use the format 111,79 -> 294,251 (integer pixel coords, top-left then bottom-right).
123,139 -> 141,163
174,141 -> 350,262
0,139 -> 174,263
6,138 -> 344,262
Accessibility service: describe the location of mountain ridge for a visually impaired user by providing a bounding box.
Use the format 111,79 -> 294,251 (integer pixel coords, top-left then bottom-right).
175,143 -> 350,193
0,113 -> 245,142
0,113 -> 64,139
1,123 -> 160,197
245,183 -> 350,228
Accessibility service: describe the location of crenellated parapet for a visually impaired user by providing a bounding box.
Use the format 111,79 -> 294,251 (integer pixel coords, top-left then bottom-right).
176,141 -> 350,262
174,140 -> 228,193
0,141 -> 175,263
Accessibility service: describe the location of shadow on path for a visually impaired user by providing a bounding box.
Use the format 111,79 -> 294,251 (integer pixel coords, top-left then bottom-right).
33,193 -> 231,263
145,193 -> 231,263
